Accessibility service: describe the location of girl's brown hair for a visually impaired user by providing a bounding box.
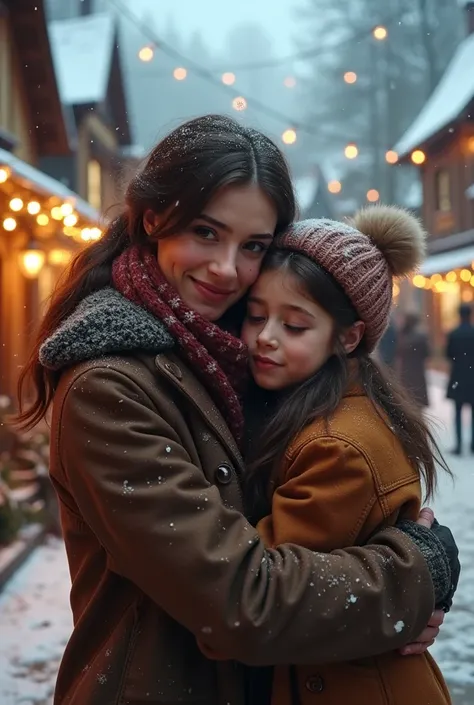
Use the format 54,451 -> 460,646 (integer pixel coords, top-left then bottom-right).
244,249 -> 450,521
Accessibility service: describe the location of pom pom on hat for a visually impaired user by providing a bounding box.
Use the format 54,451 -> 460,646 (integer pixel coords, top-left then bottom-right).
351,205 -> 427,277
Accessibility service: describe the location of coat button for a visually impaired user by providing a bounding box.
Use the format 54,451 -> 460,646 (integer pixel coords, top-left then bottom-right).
164,362 -> 182,380
215,464 -> 233,485
305,675 -> 324,693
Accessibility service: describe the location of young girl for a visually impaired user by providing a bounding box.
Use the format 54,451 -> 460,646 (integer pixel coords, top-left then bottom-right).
241,205 -> 452,705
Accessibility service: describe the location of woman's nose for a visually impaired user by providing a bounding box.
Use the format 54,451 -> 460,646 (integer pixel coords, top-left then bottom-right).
208,250 -> 238,280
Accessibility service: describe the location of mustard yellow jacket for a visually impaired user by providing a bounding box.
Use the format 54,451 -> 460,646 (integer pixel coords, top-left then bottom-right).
257,389 -> 451,705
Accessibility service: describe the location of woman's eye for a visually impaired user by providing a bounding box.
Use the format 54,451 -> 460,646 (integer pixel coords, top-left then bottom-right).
243,241 -> 268,254
193,226 -> 216,240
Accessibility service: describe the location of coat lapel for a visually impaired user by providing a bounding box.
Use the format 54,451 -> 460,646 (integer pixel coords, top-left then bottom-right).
154,353 -> 245,474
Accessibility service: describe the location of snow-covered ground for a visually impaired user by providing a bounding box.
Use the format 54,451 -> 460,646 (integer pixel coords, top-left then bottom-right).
0,373 -> 472,704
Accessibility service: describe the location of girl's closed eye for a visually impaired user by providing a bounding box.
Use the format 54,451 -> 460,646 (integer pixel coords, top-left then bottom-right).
284,324 -> 308,333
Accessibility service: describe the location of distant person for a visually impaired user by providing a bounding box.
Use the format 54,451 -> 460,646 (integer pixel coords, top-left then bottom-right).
397,312 -> 430,407
377,313 -> 398,367
446,303 -> 474,455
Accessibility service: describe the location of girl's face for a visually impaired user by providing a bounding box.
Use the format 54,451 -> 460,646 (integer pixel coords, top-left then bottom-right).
242,268 -> 335,390
145,184 -> 277,321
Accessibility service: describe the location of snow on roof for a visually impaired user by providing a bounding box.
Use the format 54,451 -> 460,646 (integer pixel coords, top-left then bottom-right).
0,147 -> 99,221
49,13 -> 116,105
394,33 -> 474,158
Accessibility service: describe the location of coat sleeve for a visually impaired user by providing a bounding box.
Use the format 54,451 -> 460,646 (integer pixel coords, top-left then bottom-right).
56,365 -> 435,666
256,435 -> 380,552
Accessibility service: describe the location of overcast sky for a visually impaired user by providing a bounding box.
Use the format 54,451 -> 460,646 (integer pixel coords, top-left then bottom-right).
128,0 -> 297,54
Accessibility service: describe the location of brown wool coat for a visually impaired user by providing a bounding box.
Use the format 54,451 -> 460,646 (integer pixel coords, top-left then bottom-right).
257,389 -> 451,705
39,282 -> 437,705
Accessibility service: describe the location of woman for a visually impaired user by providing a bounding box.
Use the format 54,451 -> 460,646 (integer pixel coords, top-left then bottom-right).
17,115 -> 456,705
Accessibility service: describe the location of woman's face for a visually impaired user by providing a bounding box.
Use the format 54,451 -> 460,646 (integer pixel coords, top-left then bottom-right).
147,184 -> 278,321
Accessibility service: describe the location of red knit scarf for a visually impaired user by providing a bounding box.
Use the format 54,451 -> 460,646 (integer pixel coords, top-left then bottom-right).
112,245 -> 248,443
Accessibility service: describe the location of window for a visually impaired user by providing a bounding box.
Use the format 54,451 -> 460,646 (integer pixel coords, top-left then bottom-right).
435,169 -> 451,212
87,159 -> 102,210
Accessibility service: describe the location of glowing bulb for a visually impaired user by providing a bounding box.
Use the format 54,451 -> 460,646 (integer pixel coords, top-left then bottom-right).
367,189 -> 380,202
138,46 -> 154,62
446,270 -> 457,283
19,249 -> 45,279
284,76 -> 297,88
81,228 -> 92,241
0,167 -> 9,183
412,275 -> 426,288
411,150 -> 426,165
222,72 -> 236,85
393,282 -> 400,297
344,143 -> 358,159
9,198 -> 23,211
328,180 -> 342,194
173,67 -> 187,80
3,217 -> 17,231
27,201 -> 41,215
282,129 -> 297,145
460,269 -> 472,282
373,26 -> 388,40
232,96 -> 247,111
63,213 -> 78,227
48,249 -> 72,266
60,203 -> 74,216
385,150 -> 398,164
89,227 -> 102,240
36,213 -> 49,226
51,206 -> 64,220
344,72 -> 357,84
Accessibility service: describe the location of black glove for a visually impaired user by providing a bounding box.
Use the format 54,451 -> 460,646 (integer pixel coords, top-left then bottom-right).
430,518 -> 460,612
397,518 -> 460,612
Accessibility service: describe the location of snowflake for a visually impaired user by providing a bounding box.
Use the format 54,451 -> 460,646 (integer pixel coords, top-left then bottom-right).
207,362 -> 218,372
164,315 -> 177,325
183,311 -> 196,323
170,297 -> 181,308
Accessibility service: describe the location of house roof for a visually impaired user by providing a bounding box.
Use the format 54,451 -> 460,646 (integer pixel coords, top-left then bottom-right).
0,146 -> 98,221
394,32 -> 474,158
5,0 -> 69,157
49,13 -> 116,106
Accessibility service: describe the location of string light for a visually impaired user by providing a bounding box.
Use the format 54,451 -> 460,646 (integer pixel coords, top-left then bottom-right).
48,249 -> 73,266
19,249 -> 46,279
138,46 -> 154,62
385,150 -> 398,164
64,213 -> 78,227
9,197 -> 23,211
446,270 -> 457,283
173,67 -> 187,80
282,129 -> 297,145
36,213 -> 49,226
411,150 -> 426,165
344,143 -> 358,159
60,203 -> 74,217
27,201 -> 41,215
232,96 -> 247,111
3,217 -> 17,231
283,76 -> 296,88
373,26 -> 388,40
328,180 -> 342,194
51,206 -> 64,220
0,167 -> 9,183
222,72 -> 236,85
460,269 -> 472,282
367,189 -> 380,202
344,71 -> 357,84
413,275 -> 426,288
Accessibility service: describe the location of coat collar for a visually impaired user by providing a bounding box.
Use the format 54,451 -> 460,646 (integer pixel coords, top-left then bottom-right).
39,287 -> 175,371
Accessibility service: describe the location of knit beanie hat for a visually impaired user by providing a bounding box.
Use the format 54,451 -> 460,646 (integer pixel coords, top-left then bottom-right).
275,205 -> 427,351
